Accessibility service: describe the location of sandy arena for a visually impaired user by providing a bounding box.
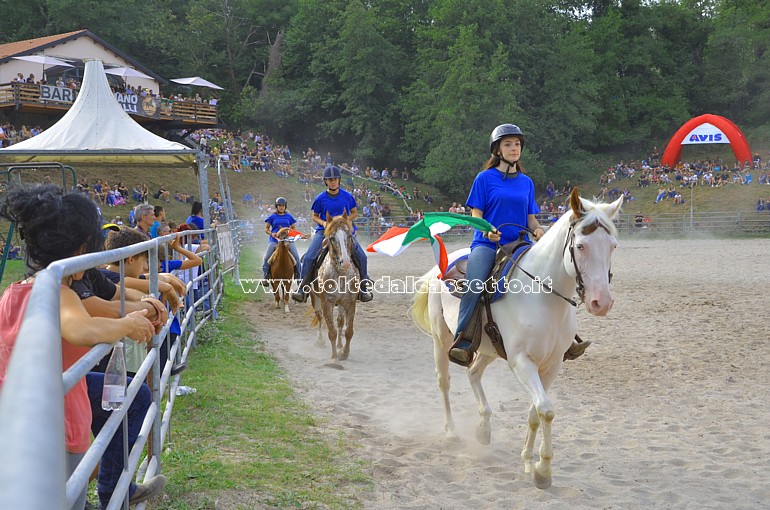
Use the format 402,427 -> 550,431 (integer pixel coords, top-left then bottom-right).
247,236 -> 770,510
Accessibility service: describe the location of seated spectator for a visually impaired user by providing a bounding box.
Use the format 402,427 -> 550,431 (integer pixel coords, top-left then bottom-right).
0,184 -> 164,509
154,185 -> 170,202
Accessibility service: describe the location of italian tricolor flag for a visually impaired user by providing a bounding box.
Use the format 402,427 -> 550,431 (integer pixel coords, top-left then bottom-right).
366,213 -> 493,278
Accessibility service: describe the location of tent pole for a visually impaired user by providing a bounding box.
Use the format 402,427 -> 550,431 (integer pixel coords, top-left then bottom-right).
197,152 -> 210,229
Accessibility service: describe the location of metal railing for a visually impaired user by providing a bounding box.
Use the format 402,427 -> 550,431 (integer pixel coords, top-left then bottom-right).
0,221 -> 241,509
340,211 -> 770,239
0,82 -> 218,125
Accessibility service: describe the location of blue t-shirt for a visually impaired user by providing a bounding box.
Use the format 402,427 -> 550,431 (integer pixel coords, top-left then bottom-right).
185,215 -> 205,231
466,168 -> 539,249
311,190 -> 357,232
264,213 -> 297,242
161,259 -> 183,272
149,220 -> 161,238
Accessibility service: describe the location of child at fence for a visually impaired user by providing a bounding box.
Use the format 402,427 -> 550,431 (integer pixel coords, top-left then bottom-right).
0,184 -> 164,509
175,223 -> 215,317
102,227 -> 187,378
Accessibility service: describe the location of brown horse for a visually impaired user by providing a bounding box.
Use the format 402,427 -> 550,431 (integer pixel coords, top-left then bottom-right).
268,227 -> 296,313
310,213 -> 359,361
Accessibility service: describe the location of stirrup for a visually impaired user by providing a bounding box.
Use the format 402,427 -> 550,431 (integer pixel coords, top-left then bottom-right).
448,332 -> 474,367
358,279 -> 373,302
292,289 -> 308,303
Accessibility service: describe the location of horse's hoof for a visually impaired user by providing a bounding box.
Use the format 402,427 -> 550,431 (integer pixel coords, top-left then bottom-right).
339,351 -> 349,361
284,305 -> 290,313
533,469 -> 552,490
476,422 -> 491,445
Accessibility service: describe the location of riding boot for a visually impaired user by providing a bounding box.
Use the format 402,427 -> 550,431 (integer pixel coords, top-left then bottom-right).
293,265 -> 300,281
292,260 -> 317,303
448,331 -> 474,367
358,278 -> 373,302
563,334 -> 592,361
292,272 -> 312,303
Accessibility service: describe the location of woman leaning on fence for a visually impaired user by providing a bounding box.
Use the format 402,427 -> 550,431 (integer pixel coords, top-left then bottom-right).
0,184 -> 155,510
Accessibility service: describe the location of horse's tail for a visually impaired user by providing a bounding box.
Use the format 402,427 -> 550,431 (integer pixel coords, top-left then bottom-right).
307,296 -> 320,327
410,268 -> 439,336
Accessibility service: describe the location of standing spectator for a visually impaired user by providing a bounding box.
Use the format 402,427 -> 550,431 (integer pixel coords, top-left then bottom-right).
133,203 -> 155,237
0,185 -> 158,510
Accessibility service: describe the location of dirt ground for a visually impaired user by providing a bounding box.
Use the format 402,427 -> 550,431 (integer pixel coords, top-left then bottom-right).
246,236 -> 770,510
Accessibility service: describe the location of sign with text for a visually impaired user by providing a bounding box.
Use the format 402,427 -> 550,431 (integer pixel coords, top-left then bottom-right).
39,85 -> 78,104
216,224 -> 236,272
38,86 -> 160,118
681,122 -> 730,144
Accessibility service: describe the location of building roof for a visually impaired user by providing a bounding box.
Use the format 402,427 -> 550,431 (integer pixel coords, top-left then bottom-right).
0,29 -> 164,83
0,30 -> 86,60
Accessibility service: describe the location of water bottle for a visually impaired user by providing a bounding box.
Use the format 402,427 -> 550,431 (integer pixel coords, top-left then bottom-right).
101,340 -> 127,411
175,385 -> 197,396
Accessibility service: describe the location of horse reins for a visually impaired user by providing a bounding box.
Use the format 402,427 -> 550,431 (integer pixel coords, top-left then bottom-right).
562,219 -> 614,305
494,220 -> 613,307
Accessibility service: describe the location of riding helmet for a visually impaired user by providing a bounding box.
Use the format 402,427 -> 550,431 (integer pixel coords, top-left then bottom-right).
323,165 -> 342,180
275,196 -> 287,206
490,124 -> 524,153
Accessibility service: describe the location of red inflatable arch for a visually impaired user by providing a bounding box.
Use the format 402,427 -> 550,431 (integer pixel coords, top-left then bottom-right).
661,114 -> 751,168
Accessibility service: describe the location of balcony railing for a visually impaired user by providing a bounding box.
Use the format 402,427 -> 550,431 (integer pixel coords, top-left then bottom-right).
0,82 -> 218,124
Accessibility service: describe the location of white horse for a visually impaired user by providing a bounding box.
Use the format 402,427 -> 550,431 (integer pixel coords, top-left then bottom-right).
411,188 -> 623,489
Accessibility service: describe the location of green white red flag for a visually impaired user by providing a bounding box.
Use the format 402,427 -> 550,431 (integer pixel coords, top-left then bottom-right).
366,212 -> 494,278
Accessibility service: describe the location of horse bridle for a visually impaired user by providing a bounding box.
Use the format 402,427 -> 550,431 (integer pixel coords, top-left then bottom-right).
495,220 -> 613,307
326,223 -> 353,267
562,219 -> 614,305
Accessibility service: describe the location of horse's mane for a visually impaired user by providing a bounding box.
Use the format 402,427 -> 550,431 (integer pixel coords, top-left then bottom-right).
324,215 -> 353,236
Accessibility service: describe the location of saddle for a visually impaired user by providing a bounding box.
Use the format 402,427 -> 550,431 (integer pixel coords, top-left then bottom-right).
304,246 -> 365,291
267,245 -> 298,267
445,237 -> 533,364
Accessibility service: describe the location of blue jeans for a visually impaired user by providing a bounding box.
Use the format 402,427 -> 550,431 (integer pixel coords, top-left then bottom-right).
455,245 -> 497,339
262,241 -> 300,278
86,372 -> 152,509
300,230 -> 369,281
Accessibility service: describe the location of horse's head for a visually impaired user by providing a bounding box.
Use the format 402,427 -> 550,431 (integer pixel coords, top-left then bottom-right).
563,188 -> 622,316
276,227 -> 290,241
323,212 -> 354,272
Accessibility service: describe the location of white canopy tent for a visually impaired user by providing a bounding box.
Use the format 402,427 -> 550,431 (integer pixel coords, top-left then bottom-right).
0,59 -> 196,165
170,76 -> 224,90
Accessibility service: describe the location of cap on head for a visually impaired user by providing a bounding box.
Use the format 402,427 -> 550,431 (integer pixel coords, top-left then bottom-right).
275,196 -> 287,206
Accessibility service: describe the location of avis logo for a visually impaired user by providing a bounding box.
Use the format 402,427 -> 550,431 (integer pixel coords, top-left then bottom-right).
689,133 -> 723,142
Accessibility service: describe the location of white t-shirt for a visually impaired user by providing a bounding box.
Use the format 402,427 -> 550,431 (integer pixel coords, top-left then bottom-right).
178,243 -> 201,290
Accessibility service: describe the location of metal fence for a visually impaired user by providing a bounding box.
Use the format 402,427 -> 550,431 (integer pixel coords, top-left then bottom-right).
614,211 -> 770,235
0,222 -> 240,510
348,211 -> 770,239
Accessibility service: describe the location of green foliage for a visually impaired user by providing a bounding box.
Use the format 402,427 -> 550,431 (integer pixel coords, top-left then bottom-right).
2,0 -> 769,192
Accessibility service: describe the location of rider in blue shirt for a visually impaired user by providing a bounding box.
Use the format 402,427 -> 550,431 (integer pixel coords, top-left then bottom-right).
292,165 -> 373,303
262,196 -> 301,281
449,124 -> 545,365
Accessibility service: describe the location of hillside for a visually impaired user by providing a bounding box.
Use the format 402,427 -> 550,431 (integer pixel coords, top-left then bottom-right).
0,160 -> 457,227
